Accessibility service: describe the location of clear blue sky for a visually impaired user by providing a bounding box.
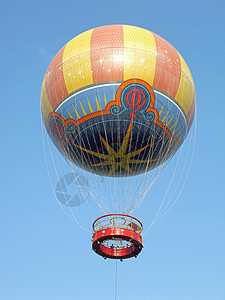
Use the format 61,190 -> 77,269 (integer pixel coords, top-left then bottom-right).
1,0 -> 225,299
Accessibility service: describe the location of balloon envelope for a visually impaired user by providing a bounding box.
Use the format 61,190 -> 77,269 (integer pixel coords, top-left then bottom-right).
41,25 -> 195,219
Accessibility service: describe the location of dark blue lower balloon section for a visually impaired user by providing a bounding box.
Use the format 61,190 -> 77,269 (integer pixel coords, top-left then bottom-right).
49,114 -> 176,177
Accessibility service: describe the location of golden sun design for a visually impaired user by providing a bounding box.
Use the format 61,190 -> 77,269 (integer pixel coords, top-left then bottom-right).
72,120 -> 158,176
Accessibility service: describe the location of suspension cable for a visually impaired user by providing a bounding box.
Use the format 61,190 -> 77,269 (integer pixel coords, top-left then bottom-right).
115,259 -> 118,300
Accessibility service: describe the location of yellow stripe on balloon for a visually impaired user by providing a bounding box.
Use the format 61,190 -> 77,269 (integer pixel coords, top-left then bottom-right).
161,110 -> 170,123
87,98 -> 94,113
95,95 -> 100,111
169,120 -> 178,131
40,75 -> 53,127
123,25 -> 156,85
175,53 -> 195,117
79,101 -> 87,116
73,105 -> 81,119
67,110 -> 74,119
62,29 -> 94,94
172,125 -> 180,135
104,94 -> 107,106
159,105 -> 164,117
166,115 -> 174,126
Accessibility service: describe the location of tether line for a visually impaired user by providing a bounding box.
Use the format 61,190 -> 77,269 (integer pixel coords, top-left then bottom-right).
115,259 -> 118,300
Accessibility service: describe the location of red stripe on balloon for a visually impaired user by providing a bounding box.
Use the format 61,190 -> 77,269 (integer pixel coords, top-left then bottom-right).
90,25 -> 124,83
45,45 -> 68,109
153,33 -> 181,99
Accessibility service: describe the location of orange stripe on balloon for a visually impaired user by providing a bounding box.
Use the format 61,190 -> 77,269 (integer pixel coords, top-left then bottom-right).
45,45 -> 68,109
153,33 -> 181,99
90,25 -> 124,83
40,75 -> 53,127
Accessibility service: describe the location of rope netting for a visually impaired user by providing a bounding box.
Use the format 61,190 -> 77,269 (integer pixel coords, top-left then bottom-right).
41,49 -> 196,233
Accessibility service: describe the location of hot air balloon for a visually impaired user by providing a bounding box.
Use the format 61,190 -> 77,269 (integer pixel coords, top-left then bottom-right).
41,25 -> 195,260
